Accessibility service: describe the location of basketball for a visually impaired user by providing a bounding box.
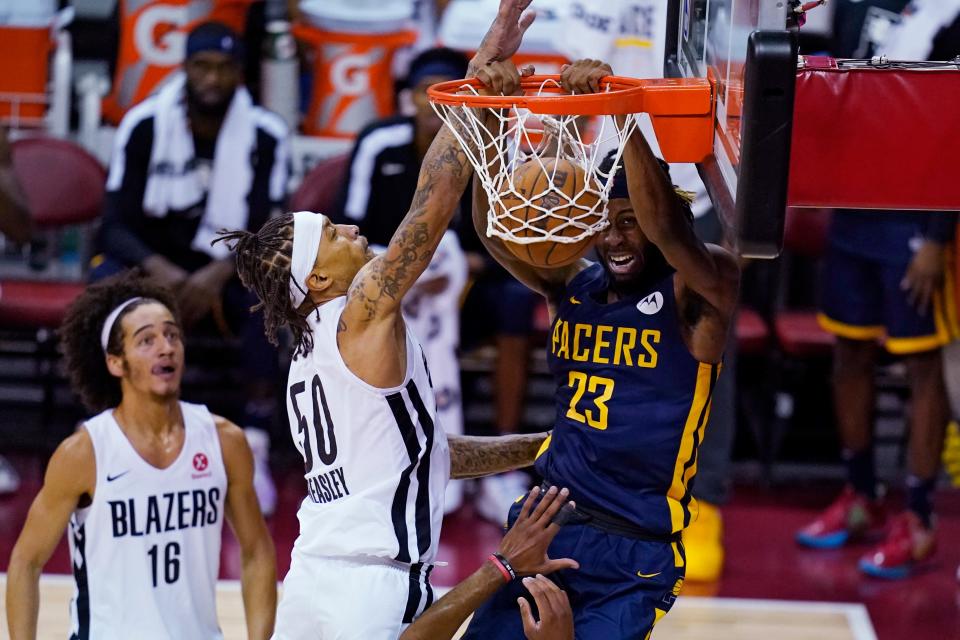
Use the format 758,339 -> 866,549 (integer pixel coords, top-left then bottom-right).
497,158 -> 602,268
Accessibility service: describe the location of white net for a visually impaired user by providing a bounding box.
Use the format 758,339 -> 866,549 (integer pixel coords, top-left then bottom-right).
431,78 -> 640,245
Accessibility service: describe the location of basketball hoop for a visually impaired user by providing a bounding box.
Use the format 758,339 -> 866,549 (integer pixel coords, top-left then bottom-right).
428,74 -> 712,246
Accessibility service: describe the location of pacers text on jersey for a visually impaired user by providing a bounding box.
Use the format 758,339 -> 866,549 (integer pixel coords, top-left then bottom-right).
551,319 -> 661,368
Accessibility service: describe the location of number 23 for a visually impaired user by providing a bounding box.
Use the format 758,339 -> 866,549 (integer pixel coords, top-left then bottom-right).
566,371 -> 614,430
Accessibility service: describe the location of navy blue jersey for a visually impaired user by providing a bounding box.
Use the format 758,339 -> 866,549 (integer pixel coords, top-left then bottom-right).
535,264 -> 721,535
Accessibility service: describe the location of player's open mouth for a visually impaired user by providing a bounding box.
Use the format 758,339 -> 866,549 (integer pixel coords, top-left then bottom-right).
152,364 -> 177,378
607,254 -> 637,273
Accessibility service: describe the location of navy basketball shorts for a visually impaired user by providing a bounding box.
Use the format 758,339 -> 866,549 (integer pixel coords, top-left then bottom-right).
461,497 -> 685,640
818,244 -> 953,355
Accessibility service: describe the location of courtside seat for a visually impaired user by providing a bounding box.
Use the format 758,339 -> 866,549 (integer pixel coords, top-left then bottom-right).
0,137 -> 106,331
0,281 -> 86,328
736,306 -> 770,355
762,207 -> 834,478
289,153 -> 351,214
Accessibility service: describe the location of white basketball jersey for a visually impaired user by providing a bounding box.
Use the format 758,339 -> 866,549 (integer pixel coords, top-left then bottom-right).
287,296 -> 449,564
68,402 -> 227,640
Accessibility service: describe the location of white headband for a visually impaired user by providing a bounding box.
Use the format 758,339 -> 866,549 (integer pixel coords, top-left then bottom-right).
100,297 -> 144,352
289,211 -> 327,308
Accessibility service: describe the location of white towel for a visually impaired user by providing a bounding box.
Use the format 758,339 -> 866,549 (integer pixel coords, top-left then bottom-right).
142,72 -> 256,260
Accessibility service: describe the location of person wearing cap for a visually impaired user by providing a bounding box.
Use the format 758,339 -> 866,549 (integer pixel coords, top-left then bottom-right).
5,270 -> 277,640
93,21 -> 290,516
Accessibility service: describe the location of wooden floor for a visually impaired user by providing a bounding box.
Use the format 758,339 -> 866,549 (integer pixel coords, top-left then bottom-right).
1,574 -> 876,640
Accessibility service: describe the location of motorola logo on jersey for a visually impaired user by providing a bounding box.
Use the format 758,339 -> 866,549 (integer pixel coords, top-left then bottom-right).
637,292 -> 663,315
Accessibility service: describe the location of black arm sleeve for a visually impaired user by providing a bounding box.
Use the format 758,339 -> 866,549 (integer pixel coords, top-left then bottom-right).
98,117 -> 156,266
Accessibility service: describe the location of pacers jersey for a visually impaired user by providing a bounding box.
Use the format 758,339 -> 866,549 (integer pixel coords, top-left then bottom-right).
69,402 -> 227,640
287,296 -> 449,564
536,264 -> 721,535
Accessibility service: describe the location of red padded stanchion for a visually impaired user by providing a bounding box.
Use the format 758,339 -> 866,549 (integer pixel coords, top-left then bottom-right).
788,56 -> 960,210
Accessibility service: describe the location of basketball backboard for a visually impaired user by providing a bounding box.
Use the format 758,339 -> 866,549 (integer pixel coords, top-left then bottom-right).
665,0 -> 799,258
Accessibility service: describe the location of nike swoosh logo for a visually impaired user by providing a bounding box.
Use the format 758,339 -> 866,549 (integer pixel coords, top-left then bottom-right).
570,297 -> 581,305
106,471 -> 130,482
637,571 -> 662,578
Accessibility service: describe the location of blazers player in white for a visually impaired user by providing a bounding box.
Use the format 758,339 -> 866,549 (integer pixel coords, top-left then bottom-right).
215,3 -> 547,637
5,272 -> 277,640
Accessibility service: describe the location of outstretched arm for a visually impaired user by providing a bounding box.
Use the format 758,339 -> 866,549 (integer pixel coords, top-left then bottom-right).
448,432 -> 548,479
343,0 -> 537,328
400,486 -> 578,640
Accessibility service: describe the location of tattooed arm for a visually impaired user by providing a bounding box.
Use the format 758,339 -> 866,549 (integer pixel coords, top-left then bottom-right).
448,433 -> 549,479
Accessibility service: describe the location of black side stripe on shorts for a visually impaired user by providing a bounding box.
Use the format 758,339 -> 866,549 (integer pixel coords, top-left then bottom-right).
678,364 -> 720,528
403,562 -> 425,624
406,379 -> 435,558
69,520 -> 90,640
402,563 -> 436,624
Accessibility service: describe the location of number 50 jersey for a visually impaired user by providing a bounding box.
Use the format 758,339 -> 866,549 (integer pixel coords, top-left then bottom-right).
286,296 -> 449,564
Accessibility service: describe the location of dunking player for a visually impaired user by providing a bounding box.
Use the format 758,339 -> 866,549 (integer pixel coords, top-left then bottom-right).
463,59 -> 740,639
5,271 -> 276,640
214,2 -> 553,637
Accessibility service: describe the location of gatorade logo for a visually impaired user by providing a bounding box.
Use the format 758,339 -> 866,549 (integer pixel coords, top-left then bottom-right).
134,4 -> 189,66
331,53 -> 375,96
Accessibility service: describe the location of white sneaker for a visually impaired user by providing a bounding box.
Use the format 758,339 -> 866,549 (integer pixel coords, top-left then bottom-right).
475,471 -> 530,525
244,428 -> 277,517
444,479 -> 464,515
0,455 -> 20,495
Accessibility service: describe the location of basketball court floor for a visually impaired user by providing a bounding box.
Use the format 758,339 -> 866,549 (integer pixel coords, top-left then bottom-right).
1,459 -> 957,640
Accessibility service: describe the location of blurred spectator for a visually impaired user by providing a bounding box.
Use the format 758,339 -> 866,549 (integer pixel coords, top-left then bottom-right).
795,0 -> 959,579
0,126 -> 30,495
0,127 -> 31,245
331,46 -> 473,513
93,21 -> 289,515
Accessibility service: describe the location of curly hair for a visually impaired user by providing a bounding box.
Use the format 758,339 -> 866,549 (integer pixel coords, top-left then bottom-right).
59,270 -> 180,414
213,213 -> 314,357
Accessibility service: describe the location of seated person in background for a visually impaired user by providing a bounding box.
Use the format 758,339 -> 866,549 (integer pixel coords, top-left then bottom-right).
0,125 -> 32,495
94,21 -> 289,514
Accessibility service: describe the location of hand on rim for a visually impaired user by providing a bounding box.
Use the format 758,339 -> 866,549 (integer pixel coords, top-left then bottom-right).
560,59 -> 614,95
472,60 -> 535,96
475,0 -> 537,65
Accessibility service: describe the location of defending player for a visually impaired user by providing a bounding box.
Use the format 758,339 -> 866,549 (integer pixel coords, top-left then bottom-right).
213,2 -> 549,637
462,59 -> 741,639
5,271 -> 277,640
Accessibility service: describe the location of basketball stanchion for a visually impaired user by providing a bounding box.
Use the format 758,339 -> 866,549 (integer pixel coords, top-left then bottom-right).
428,74 -> 712,266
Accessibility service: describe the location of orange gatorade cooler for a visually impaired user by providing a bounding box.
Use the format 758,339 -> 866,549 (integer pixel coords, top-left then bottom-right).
295,0 -> 417,138
0,25 -> 52,125
102,0 -> 253,124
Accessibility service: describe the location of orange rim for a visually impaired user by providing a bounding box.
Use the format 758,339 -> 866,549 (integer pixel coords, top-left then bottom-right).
427,75 -> 711,116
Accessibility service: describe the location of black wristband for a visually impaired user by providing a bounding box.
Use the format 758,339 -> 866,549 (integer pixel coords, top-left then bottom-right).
492,552 -> 517,581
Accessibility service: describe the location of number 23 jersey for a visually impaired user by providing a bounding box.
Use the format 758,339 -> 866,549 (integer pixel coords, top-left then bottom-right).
537,264 -> 721,536
286,296 -> 449,564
